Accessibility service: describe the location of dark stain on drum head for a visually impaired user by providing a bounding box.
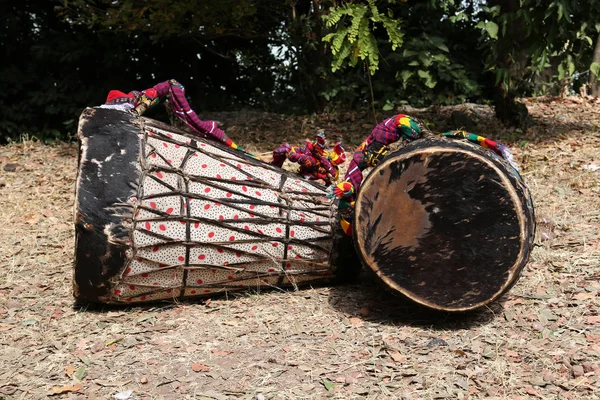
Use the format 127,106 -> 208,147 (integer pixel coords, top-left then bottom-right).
355,139 -> 534,312
74,108 -> 140,302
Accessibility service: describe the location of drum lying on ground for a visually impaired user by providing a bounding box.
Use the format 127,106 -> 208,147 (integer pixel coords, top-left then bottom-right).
354,138 -> 535,312
73,107 -> 356,304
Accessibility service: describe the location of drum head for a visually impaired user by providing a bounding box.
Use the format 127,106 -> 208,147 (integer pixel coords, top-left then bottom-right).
354,138 -> 534,312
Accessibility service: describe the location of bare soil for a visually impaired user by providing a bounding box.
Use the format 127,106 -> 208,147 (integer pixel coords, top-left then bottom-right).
1,96 -> 599,399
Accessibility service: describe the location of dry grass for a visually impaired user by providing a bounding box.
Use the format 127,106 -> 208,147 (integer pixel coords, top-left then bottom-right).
1,97 -> 599,399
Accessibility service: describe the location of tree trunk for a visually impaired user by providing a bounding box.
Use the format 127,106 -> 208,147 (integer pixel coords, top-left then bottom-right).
290,0 -> 329,113
488,0 -> 529,127
590,32 -> 600,96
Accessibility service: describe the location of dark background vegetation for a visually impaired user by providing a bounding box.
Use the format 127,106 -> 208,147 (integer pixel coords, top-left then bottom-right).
2,0 -> 600,143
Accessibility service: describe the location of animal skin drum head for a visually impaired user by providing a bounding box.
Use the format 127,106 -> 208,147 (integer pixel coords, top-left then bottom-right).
353,138 -> 535,312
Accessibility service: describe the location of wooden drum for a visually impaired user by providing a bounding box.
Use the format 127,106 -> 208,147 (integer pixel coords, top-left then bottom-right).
354,138 -> 535,312
74,108 -> 355,304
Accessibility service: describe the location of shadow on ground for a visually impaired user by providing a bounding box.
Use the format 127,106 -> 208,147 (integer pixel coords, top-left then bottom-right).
327,272 -> 503,331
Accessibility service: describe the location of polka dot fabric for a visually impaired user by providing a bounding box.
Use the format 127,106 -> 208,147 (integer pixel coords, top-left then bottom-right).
111,120 -> 339,303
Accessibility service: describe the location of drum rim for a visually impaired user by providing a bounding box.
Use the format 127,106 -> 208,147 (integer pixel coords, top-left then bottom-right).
353,140 -> 529,312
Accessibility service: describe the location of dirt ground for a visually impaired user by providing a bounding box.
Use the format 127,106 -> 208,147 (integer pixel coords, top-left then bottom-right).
1,96 -> 599,399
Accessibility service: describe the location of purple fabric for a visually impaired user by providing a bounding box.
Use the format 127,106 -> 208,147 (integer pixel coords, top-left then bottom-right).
104,80 -> 231,145
271,143 -> 292,168
345,151 -> 365,192
156,80 -> 228,143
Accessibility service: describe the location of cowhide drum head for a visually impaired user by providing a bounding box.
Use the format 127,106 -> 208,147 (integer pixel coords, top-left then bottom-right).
354,138 -> 535,312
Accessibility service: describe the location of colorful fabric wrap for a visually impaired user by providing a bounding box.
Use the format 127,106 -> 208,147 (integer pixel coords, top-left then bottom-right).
336,114 -> 425,236
344,114 -> 424,193
105,80 -> 245,153
442,130 -> 519,171
334,181 -> 354,199
339,216 -> 353,236
270,133 -> 342,183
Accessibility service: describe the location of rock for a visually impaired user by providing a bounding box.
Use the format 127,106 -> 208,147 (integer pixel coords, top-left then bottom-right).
450,110 -> 478,131
427,338 -> 448,348
3,163 -> 19,172
6,300 -> 22,310
572,365 -> 584,377
582,362 -> 596,373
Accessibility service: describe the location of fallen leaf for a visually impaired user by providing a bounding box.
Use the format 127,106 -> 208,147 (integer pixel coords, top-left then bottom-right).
348,317 -> 363,327
137,312 -> 158,323
587,316 -> 600,324
427,338 -> 448,348
78,355 -> 91,365
524,386 -> 540,396
210,349 -> 233,356
21,214 -> 40,225
192,362 -> 210,372
504,310 -> 516,321
482,345 -> 495,358
64,365 -> 77,377
389,351 -> 406,363
573,292 -> 597,301
49,383 -> 83,396
3,163 -> 19,172
0,385 -> 17,395
505,349 -> 520,359
539,308 -> 557,321
113,390 -> 133,399
51,308 -> 63,320
321,378 -> 335,391
453,349 -> 468,357
74,366 -> 87,380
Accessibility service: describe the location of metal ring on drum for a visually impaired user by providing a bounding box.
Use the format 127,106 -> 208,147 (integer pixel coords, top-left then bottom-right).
353,138 -> 535,312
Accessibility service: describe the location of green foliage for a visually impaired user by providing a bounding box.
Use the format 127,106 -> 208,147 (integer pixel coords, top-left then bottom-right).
4,0 -> 600,139
476,21 -> 499,40
57,0 -> 265,42
1,0 -> 289,142
322,0 -> 403,74
321,0 -> 482,110
478,0 -> 600,96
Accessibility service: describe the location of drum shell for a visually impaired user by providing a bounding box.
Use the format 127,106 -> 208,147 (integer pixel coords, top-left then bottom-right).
73,107 -> 355,304
353,138 -> 535,312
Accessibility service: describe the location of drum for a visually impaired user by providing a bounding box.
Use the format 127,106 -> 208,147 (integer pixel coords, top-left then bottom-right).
354,138 -> 535,312
74,107 -> 357,304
